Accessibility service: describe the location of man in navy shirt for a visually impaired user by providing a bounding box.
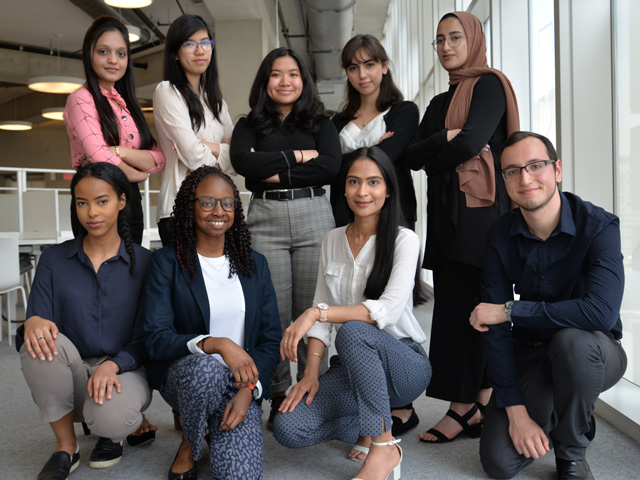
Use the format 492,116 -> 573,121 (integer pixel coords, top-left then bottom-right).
470,131 -> 627,480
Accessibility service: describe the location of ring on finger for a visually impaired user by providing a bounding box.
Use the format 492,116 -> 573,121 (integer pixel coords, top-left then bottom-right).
284,340 -> 288,343
37,336 -> 45,340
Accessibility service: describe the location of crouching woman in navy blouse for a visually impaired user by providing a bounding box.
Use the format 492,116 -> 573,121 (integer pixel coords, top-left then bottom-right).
17,162 -> 154,480
144,166 -> 281,480
273,147 -> 431,480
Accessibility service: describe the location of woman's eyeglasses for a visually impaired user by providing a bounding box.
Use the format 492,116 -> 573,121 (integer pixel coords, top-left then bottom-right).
181,39 -> 214,52
431,34 -> 465,52
194,196 -> 237,212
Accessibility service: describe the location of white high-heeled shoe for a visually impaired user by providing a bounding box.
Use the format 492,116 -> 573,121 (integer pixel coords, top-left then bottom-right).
351,437 -> 402,480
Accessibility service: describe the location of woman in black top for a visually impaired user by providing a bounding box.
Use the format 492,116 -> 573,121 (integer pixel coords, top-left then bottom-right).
331,34 -> 419,230
230,47 -> 341,427
405,11 -> 519,444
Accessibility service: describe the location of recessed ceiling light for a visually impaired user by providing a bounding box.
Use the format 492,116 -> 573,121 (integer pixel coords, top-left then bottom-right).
104,0 -> 153,8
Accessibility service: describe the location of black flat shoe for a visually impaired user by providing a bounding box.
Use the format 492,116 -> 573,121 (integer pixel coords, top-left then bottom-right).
556,457 -> 595,480
168,445 -> 198,480
38,447 -> 80,480
420,403 -> 482,444
391,407 -> 420,436
267,395 -> 285,431
89,437 -> 123,469
586,415 -> 596,442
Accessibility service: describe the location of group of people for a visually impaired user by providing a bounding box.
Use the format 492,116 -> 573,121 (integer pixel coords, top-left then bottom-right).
14,9 -> 626,480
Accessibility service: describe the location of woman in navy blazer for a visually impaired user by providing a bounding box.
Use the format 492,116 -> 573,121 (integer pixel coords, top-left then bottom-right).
144,166 -> 281,480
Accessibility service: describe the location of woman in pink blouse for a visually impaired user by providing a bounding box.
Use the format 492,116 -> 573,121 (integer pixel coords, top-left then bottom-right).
64,15 -> 165,243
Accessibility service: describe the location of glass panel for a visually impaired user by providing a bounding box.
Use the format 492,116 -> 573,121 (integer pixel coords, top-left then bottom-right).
614,0 -> 640,387
529,0 -> 556,145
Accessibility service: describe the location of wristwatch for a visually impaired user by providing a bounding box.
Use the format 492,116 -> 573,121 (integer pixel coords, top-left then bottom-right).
317,303 -> 329,322
505,300 -> 515,324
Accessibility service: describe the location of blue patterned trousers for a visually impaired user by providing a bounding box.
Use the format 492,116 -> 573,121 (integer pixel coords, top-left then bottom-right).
161,354 -> 264,479
273,321 -> 431,447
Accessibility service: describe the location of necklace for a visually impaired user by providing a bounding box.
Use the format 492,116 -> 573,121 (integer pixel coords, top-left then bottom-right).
199,254 -> 228,276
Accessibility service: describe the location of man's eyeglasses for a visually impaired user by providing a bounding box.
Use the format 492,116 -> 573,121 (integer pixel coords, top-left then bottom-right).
501,160 -> 556,182
194,196 -> 237,212
431,34 -> 465,52
181,39 -> 214,52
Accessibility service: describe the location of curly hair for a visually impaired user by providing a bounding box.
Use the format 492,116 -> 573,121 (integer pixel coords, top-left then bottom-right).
171,166 -> 255,280
70,162 -> 136,274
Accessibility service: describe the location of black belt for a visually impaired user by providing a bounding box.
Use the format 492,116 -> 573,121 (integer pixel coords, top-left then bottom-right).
254,187 -> 325,201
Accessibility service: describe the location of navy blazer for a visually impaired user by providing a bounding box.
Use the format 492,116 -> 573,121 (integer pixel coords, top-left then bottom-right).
144,247 -> 281,400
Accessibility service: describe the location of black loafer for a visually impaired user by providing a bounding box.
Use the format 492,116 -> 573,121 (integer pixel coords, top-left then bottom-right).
556,457 -> 595,480
89,437 -> 123,469
38,447 -> 80,480
391,407 -> 420,436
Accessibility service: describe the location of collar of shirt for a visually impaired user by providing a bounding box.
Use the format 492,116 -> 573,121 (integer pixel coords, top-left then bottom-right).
507,190 -> 577,241
99,85 -> 127,111
65,234 -> 131,266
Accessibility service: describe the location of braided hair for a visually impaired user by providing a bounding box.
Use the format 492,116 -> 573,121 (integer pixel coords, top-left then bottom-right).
70,162 -> 136,274
171,166 -> 255,281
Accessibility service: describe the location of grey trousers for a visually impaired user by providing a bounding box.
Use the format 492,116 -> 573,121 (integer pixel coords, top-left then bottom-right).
480,328 -> 627,479
247,194 -> 334,393
20,333 -> 152,442
273,321 -> 431,447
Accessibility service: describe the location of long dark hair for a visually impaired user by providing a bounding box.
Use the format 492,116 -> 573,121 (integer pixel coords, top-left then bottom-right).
171,166 -> 255,280
246,47 -> 326,137
163,14 -> 223,129
339,34 -> 403,120
344,146 -> 423,304
70,162 -> 136,273
82,16 -> 155,150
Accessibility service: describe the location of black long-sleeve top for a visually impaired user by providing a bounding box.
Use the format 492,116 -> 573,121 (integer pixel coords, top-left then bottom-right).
230,117 -> 342,193
404,74 -> 512,269
481,191 -> 624,407
331,101 -> 419,227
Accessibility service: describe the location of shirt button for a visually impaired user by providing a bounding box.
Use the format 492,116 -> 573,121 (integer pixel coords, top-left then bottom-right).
122,115 -> 127,121
128,134 -> 134,140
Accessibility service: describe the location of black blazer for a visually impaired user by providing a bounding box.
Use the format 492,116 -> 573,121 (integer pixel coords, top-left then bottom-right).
143,247 -> 281,400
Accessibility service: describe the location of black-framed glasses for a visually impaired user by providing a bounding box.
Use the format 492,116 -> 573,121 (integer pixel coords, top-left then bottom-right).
181,39 -> 214,52
501,160 -> 556,182
431,34 -> 465,51
194,196 -> 237,212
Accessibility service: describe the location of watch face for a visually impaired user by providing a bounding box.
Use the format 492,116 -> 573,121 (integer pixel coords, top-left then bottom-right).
506,300 -> 514,310
318,303 -> 329,311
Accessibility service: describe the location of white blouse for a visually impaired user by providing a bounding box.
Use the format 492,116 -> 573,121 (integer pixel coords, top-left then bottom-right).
307,226 -> 427,347
153,81 -> 235,221
338,108 -> 390,154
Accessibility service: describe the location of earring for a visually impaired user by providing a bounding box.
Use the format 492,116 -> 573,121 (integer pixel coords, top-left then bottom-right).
386,194 -> 390,198
344,193 -> 347,197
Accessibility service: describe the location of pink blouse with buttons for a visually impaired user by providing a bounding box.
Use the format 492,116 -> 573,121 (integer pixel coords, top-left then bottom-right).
63,85 -> 165,172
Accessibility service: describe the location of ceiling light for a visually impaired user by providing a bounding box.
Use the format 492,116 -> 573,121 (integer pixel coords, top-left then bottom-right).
42,108 -> 65,121
28,76 -> 84,94
104,0 -> 153,8
127,25 -> 141,43
0,121 -> 33,131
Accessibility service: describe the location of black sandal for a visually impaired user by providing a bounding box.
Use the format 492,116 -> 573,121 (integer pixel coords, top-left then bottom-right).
391,403 -> 420,436
420,403 -> 482,444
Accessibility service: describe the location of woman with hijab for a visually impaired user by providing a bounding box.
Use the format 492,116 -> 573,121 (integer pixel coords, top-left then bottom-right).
405,11 -> 520,443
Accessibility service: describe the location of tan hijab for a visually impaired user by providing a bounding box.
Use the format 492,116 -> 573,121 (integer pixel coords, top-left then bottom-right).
444,11 -> 520,207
